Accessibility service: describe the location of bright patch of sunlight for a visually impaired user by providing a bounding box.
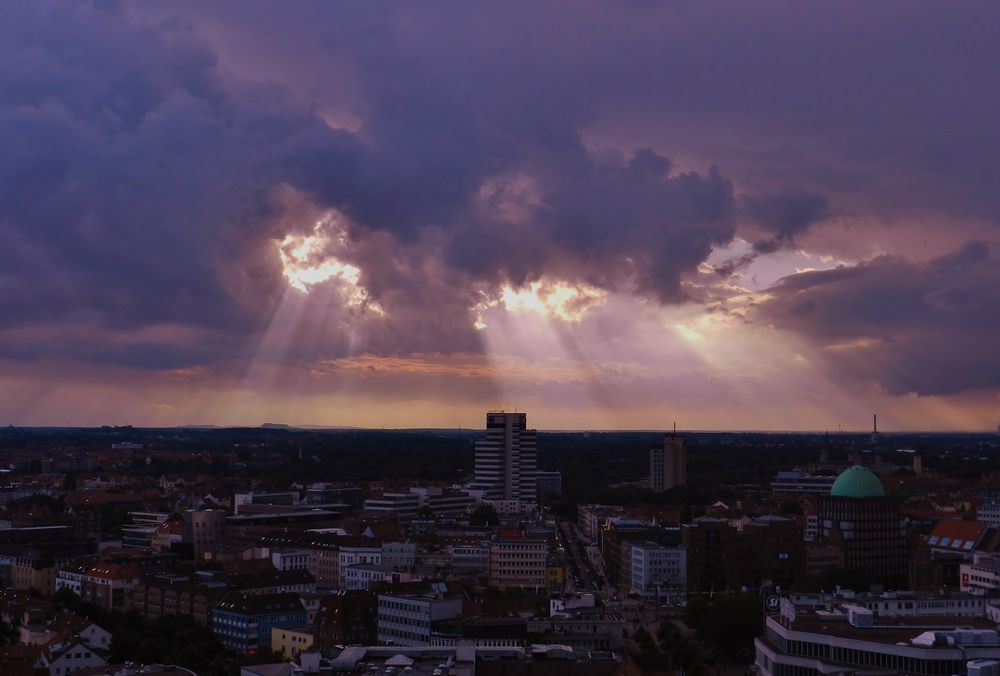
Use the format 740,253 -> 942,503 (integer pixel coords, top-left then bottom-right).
277,218 -> 382,313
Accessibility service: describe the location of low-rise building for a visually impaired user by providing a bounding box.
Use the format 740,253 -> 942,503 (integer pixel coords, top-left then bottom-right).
344,564 -> 430,591
450,542 -> 490,577
526,609 -> 624,651
211,592 -> 307,653
489,539 -> 547,590
430,617 -> 527,648
270,548 -> 310,572
928,519 -> 988,559
81,564 -> 141,611
121,511 -> 170,549
979,498 -> 1000,529
771,470 -> 837,495
37,635 -> 107,676
408,488 -> 477,519
271,625 -> 314,658
234,491 -> 300,515
577,505 -> 624,541
363,493 -> 421,523
129,572 -> 230,626
628,541 -> 686,596
377,590 -> 462,646
962,553 -> 1000,594
338,545 -> 382,589
55,565 -> 87,596
314,591 -> 378,655
381,542 -> 417,568
756,603 -> 1000,675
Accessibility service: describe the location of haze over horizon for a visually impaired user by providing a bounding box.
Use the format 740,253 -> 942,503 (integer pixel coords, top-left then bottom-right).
3,2 -> 1000,431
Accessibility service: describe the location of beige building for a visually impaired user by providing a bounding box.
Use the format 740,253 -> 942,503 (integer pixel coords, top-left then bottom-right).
489,539 -> 547,590
12,557 -> 57,595
272,625 -> 315,658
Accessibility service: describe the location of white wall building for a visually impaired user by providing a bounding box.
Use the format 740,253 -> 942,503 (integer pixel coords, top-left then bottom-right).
468,411 -> 537,504
338,546 -> 381,589
629,542 -> 686,596
381,541 -> 416,567
363,493 -> 420,522
270,548 -> 311,572
963,553 -> 1000,594
377,591 -> 463,646
979,499 -> 1000,529
756,609 -> 1000,676
772,470 -> 837,495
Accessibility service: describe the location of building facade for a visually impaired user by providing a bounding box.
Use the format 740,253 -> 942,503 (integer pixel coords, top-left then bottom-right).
628,542 -> 687,595
683,515 -> 805,592
756,609 -> 1000,676
650,433 -> 685,492
183,509 -> 226,561
469,411 -> 538,504
314,590 -> 378,654
376,592 -> 462,646
489,539 -> 547,590
817,465 -> 908,587
211,592 -> 307,653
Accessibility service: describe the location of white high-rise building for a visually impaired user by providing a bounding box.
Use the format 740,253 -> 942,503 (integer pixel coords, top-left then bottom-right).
469,411 -> 537,503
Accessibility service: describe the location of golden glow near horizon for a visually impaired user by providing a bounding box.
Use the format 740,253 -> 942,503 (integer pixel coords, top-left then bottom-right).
277,217 -> 382,313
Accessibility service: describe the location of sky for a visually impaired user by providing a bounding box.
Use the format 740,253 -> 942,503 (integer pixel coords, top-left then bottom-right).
2,2 -> 1000,430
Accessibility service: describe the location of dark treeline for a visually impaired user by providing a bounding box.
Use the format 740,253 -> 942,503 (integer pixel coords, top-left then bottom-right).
3,427 -> 999,490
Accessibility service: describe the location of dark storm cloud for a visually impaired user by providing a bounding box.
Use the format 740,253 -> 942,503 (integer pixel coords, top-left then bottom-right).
0,1 -> 746,371
755,242 -> 1000,396
741,190 -> 833,252
0,5 -> 322,328
4,0 -> 1000,395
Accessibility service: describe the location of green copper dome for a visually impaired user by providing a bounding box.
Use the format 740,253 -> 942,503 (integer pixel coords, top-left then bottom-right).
830,465 -> 885,498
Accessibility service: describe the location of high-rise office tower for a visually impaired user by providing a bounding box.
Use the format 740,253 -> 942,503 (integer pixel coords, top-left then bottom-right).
469,411 -> 537,503
650,431 -> 686,492
817,465 -> 907,587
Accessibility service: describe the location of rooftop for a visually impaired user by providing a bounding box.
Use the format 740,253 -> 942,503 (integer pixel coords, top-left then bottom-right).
775,611 -> 998,644
830,465 -> 886,498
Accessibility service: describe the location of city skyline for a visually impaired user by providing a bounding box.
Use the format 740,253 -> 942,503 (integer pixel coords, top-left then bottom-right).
3,3 -> 1000,431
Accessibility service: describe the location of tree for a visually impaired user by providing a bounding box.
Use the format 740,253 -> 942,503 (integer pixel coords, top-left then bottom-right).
691,594 -> 762,662
469,504 -> 500,526
632,626 -> 658,654
0,618 -> 14,646
779,500 -> 804,515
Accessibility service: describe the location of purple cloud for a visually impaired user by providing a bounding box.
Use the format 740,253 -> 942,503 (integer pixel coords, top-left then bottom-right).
1,0 -> 999,422
755,241 -> 1000,396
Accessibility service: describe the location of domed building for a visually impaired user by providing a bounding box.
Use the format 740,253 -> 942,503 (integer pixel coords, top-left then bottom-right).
817,465 -> 908,587
830,465 -> 887,499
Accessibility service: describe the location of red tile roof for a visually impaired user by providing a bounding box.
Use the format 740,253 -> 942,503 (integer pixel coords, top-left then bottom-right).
927,519 -> 987,551
85,563 -> 141,580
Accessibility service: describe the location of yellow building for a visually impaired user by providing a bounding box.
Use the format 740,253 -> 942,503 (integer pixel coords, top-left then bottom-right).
545,559 -> 565,593
12,559 -> 56,595
271,625 -> 314,658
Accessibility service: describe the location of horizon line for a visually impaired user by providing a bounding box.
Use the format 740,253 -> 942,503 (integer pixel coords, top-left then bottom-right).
2,424 -> 998,435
